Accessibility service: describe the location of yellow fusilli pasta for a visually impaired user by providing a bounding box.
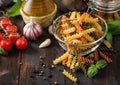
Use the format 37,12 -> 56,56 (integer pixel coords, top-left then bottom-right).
83,34 -> 95,42
79,61 -> 87,75
71,39 -> 82,44
62,69 -> 77,83
76,12 -> 81,21
63,27 -> 76,35
64,33 -> 83,41
94,22 -> 103,35
70,11 -> 77,25
103,40 -> 112,48
53,52 -> 69,65
70,57 -> 77,70
67,54 -> 73,67
82,28 -> 96,35
72,62 -> 80,72
61,23 -> 69,28
84,16 -> 99,23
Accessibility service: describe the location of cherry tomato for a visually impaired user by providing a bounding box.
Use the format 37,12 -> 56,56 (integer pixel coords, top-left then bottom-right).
9,33 -> 20,44
6,25 -> 18,34
0,18 -> 11,27
15,37 -> 28,50
0,38 -> 12,51
0,33 -> 6,41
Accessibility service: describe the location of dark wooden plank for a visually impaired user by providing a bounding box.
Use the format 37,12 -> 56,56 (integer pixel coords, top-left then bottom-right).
19,30 -> 65,85
0,48 -> 20,85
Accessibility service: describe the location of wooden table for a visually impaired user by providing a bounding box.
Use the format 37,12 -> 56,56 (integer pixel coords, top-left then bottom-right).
0,7 -> 120,85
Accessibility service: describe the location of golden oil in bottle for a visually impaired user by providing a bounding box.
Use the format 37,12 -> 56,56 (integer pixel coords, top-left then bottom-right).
21,0 -> 56,17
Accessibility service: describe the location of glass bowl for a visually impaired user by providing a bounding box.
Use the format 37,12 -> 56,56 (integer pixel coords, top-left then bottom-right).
52,12 -> 108,56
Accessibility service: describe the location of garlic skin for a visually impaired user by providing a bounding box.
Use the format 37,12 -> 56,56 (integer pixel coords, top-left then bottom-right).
23,22 -> 42,40
48,25 -> 53,35
39,38 -> 51,48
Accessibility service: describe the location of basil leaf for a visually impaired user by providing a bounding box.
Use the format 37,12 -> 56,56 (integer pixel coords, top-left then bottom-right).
106,32 -> 112,44
6,1 -> 22,17
87,65 -> 98,78
96,59 -> 107,69
108,20 -> 120,35
0,47 -> 8,56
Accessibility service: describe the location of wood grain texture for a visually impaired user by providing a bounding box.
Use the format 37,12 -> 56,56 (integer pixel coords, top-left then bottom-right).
0,49 -> 20,85
0,8 -> 120,85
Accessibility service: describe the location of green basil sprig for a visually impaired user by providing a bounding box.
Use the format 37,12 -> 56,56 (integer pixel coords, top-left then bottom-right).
87,64 -> 98,78
107,20 -> 120,43
96,59 -> 107,69
87,59 -> 107,78
6,0 -> 22,17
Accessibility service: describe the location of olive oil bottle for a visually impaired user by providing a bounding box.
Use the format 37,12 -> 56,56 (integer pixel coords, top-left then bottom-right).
20,0 -> 57,28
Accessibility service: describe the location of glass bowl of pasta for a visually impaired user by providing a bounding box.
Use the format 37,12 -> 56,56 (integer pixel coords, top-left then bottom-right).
53,12 -> 108,56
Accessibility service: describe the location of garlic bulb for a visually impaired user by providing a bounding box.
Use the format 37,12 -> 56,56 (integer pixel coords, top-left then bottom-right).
39,38 -> 51,48
23,21 -> 42,40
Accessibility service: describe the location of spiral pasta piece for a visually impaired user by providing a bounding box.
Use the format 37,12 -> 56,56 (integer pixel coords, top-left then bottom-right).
79,61 -> 87,75
80,37 -> 87,44
74,23 -> 83,32
84,16 -> 99,23
61,15 -> 67,24
62,69 -> 77,83
62,57 -> 68,66
103,40 -> 112,48
71,39 -> 82,44
99,51 -> 112,63
77,56 -> 94,64
67,54 -> 73,67
79,13 -> 89,25
63,27 -> 75,35
83,34 -> 95,42
70,11 -> 77,25
94,22 -> 103,35
73,62 -> 80,72
64,33 -> 83,41
107,14 -> 113,22
61,23 -> 69,29
76,12 -> 81,21
87,53 -> 94,59
82,28 -> 96,35
114,12 -> 120,20
53,52 -> 69,64
70,57 -> 77,70
94,49 -> 99,61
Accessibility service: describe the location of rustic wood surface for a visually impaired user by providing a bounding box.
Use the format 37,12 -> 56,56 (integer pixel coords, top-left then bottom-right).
0,6 -> 120,85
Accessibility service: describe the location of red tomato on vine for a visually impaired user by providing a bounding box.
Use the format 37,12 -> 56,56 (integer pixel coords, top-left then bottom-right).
0,18 -> 11,27
0,38 -> 12,51
5,25 -> 18,34
15,37 -> 28,50
9,33 -> 20,44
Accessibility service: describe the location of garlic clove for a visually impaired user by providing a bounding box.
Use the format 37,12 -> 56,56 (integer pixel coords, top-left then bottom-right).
48,25 -> 53,35
39,38 -> 51,48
